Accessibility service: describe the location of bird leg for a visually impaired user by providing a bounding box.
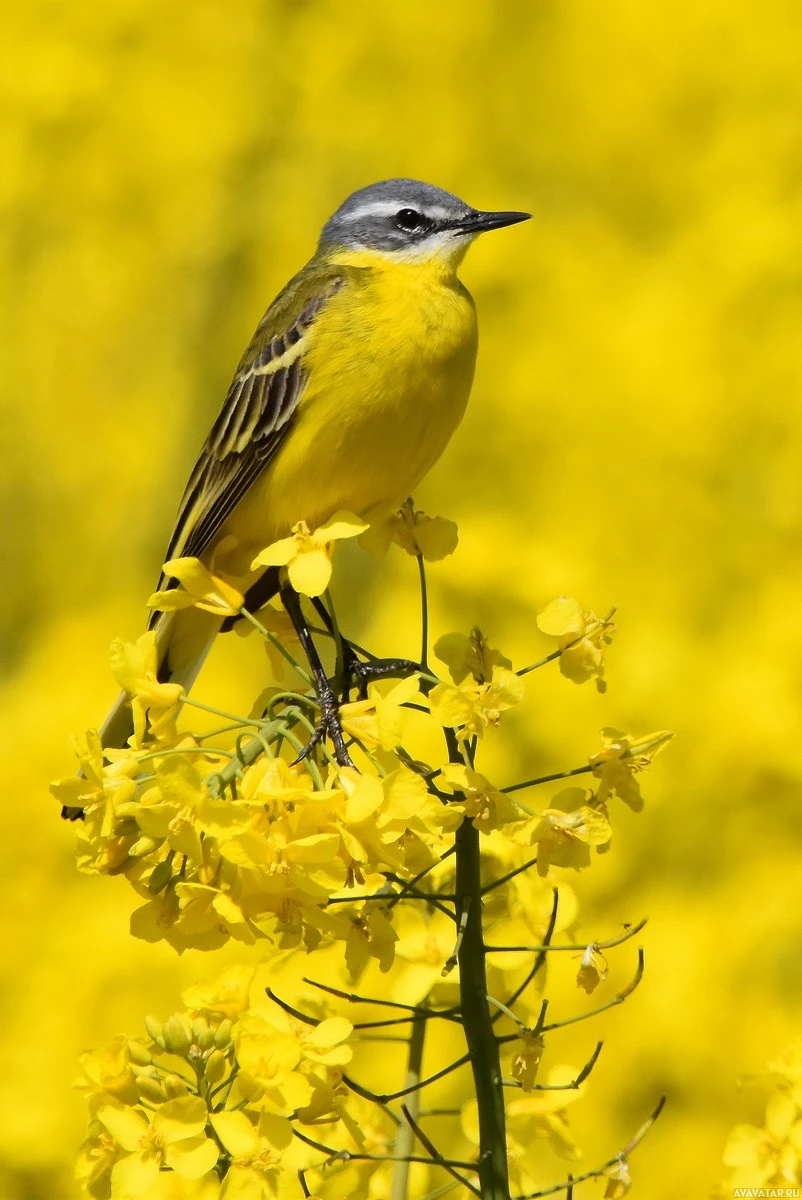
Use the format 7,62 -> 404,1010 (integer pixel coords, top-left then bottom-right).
280,583 -> 355,769
309,596 -> 422,700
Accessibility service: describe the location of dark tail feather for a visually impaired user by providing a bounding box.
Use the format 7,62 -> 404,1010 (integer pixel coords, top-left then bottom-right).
62,569 -> 280,821
220,566 -> 281,632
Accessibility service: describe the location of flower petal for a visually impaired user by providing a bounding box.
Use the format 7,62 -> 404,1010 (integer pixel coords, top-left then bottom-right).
153,1095 -> 209,1143
97,1103 -> 149,1152
288,548 -> 332,597
164,1134 -> 220,1179
211,1110 -> 259,1159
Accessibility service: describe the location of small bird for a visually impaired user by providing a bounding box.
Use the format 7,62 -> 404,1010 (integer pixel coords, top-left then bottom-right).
94,179 -> 529,780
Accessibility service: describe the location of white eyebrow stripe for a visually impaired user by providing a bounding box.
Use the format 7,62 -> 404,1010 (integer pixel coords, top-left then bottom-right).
341,200 -> 456,223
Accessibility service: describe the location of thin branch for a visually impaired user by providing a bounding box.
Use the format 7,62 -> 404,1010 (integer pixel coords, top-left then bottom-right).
343,1053 -> 470,1104
293,1126 -> 472,1169
512,1095 -> 665,1199
494,889 -> 559,1022
501,763 -> 593,796
485,918 -> 647,955
353,1012 -> 458,1031
384,845 -> 457,908
515,609 -> 616,678
400,1103 -> 482,1198
266,988 -> 319,1027
481,856 -> 540,895
541,949 -> 644,1032
442,895 -> 470,975
303,978 -> 460,1022
498,949 -> 646,1043
502,1042 -> 603,1091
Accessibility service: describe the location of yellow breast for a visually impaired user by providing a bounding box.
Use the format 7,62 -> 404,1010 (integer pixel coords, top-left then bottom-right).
220,251 -> 477,567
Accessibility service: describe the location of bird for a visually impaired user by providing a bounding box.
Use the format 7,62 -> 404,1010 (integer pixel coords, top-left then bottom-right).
68,178 -> 529,815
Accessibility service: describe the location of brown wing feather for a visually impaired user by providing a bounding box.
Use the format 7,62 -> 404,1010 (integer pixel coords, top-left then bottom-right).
149,276 -> 344,623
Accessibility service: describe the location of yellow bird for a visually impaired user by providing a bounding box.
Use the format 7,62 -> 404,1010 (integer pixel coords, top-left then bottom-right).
92,178 -> 529,793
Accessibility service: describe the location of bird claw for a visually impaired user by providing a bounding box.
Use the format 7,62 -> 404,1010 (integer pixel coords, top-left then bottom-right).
292,689 -> 356,770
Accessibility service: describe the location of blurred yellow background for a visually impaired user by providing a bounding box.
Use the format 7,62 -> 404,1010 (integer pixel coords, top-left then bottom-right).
3,0 -> 801,1195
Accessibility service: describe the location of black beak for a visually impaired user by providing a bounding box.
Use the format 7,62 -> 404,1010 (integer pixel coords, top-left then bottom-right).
450,209 -> 532,235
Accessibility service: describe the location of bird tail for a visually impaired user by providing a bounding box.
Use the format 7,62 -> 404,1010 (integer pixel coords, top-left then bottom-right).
60,606 -> 222,821
61,569 -> 282,820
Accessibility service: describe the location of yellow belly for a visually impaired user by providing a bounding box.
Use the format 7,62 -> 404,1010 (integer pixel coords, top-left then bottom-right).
216,260 -> 477,575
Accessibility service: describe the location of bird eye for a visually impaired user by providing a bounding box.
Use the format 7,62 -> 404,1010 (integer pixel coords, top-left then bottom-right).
395,208 -> 424,232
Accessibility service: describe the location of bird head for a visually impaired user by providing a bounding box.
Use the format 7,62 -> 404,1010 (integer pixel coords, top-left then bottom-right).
319,178 -> 530,269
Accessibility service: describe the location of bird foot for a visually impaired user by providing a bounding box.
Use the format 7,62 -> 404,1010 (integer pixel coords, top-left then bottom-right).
293,687 -> 356,770
346,654 -> 423,699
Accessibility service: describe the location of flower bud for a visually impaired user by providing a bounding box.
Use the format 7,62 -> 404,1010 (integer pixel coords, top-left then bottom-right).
127,1041 -> 152,1067
162,1013 -> 193,1056
144,1016 -> 165,1049
197,1027 -> 215,1051
148,859 -> 174,894
213,1020 -> 233,1049
129,836 -> 159,858
138,1074 -> 168,1104
204,1049 -> 227,1085
163,1073 -> 189,1099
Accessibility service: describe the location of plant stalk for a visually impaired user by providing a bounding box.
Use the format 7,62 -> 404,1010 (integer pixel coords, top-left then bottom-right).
451,734 -> 510,1199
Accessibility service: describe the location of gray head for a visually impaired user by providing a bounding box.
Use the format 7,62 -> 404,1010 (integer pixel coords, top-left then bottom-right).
319,178 -> 530,260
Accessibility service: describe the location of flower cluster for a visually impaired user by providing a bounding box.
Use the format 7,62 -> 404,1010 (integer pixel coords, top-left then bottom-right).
716,1041 -> 802,1193
55,515 -> 670,1197
75,965 -> 362,1199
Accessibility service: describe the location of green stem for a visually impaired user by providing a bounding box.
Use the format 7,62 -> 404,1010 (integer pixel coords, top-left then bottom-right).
449,730 -> 510,1200
391,1014 -> 427,1200
417,554 -> 430,673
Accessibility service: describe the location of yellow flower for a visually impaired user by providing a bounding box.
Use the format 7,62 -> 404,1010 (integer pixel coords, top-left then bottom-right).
251,512 -> 367,597
75,1036 -> 139,1104
392,905 -> 461,1000
360,500 -> 458,560
182,965 -> 256,1020
536,596 -> 615,691
233,1013 -> 314,1111
576,944 -> 609,993
516,787 -> 612,877
439,763 -> 521,832
463,1065 -> 585,1182
110,634 -> 184,709
434,626 -> 511,685
50,729 -> 141,825
428,665 -> 524,739
345,905 -> 399,979
109,633 -> 184,744
96,1096 -> 218,1196
297,1016 -> 353,1067
148,554 -> 245,617
210,1110 -> 303,1200
589,727 -> 674,812
340,675 -> 422,751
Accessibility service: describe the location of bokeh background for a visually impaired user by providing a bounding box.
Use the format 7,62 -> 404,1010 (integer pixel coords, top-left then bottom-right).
3,0 -> 802,1195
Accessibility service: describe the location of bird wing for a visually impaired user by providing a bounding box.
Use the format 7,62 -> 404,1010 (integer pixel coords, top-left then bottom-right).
150,270 -> 345,612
